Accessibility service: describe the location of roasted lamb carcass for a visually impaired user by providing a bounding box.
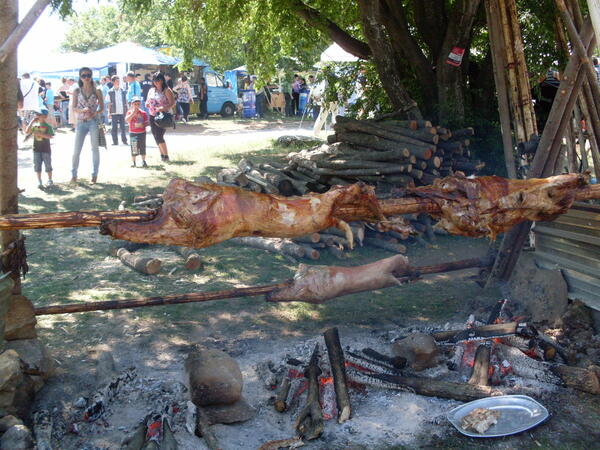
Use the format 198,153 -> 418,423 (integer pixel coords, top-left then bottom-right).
266,254 -> 410,304
101,178 -> 384,249
409,172 -> 588,239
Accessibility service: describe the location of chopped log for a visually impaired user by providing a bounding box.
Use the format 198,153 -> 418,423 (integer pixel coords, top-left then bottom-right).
262,171 -> 301,196
426,157 -> 442,170
361,348 -> 407,369
335,116 -> 438,148
172,246 -> 203,271
468,344 -> 491,386
323,328 -> 352,423
117,248 -> 161,275
339,145 -> 413,161
298,244 -> 320,260
133,194 -> 162,203
364,372 -> 509,402
293,233 -> 321,244
335,130 -> 432,155
274,374 -> 292,412
295,344 -> 323,440
410,169 -> 424,180
315,165 -> 414,177
550,364 -> 600,395
363,237 -> 406,254
432,322 -> 531,344
437,141 -> 463,153
377,118 -> 433,129
314,159 -> 411,170
380,124 -> 440,144
228,237 -> 305,259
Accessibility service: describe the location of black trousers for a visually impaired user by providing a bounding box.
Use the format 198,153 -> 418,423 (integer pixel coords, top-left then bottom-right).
110,114 -> 127,144
200,99 -> 208,118
150,115 -> 166,145
178,102 -> 190,120
291,92 -> 300,115
284,93 -> 292,116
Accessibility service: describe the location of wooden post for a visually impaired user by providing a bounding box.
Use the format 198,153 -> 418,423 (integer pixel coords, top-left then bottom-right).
487,20 -> 595,286
574,102 -> 590,171
587,0 -> 600,53
0,0 -> 20,294
485,0 -> 517,178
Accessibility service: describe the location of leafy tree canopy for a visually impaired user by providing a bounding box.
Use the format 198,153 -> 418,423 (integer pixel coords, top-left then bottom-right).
60,2 -> 168,53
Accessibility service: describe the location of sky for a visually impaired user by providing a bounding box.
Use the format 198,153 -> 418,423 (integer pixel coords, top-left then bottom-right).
18,0 -> 98,73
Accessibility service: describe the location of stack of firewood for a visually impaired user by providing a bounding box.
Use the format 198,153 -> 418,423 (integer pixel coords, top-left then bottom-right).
217,117 -> 482,197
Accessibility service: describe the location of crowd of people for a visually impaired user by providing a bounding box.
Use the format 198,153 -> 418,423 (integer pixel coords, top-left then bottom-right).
17,67 -> 325,189
18,68 -> 181,188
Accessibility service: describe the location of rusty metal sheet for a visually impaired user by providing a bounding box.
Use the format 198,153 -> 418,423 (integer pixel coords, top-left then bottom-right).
534,202 -> 600,311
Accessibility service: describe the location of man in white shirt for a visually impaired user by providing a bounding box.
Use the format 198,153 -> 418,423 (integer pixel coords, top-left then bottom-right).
19,73 -> 39,131
105,75 -> 128,145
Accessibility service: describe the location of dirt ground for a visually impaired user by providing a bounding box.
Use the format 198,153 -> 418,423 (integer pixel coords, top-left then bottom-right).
14,118 -> 600,449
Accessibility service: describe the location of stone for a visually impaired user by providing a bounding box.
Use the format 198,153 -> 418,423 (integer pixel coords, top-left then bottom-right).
5,339 -> 54,382
0,424 -> 34,450
185,347 -> 243,406
0,350 -> 23,394
0,415 -> 23,432
509,254 -> 568,323
4,295 -> 37,341
392,333 -> 439,371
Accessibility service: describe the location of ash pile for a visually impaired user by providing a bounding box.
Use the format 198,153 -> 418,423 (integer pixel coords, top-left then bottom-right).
24,298 -> 599,449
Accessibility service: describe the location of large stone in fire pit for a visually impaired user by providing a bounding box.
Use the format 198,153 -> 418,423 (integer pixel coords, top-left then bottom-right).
185,346 -> 255,424
392,333 -> 439,371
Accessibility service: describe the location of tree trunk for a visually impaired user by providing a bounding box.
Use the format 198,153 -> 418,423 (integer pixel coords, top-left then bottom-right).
357,0 -> 422,119
0,0 -> 20,294
435,0 -> 482,123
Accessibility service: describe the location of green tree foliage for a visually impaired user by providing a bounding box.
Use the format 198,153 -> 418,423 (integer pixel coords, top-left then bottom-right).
60,3 -> 168,52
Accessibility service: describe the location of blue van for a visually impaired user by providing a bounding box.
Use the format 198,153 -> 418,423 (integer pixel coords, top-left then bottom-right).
191,71 -> 238,117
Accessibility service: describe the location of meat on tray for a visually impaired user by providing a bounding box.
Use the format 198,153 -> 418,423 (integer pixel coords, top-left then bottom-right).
460,407 -> 501,434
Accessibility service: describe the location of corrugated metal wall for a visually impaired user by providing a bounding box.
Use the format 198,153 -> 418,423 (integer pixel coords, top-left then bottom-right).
534,202 -> 600,311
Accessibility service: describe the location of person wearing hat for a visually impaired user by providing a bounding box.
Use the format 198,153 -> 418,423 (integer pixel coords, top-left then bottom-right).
125,96 -> 149,168
25,108 -> 54,189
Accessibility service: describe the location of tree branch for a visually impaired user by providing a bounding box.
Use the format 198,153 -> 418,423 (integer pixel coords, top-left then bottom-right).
380,0 -> 436,108
358,0 -> 422,118
0,0 -> 51,64
290,0 -> 372,60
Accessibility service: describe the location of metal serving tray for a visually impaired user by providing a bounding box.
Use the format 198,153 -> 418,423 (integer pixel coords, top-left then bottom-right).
447,395 -> 549,438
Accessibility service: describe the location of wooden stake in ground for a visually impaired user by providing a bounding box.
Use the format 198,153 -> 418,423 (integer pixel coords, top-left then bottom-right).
323,328 -> 352,423
171,246 -> 203,271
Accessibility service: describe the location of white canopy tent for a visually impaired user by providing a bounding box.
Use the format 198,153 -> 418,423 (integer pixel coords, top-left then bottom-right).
319,43 -> 360,63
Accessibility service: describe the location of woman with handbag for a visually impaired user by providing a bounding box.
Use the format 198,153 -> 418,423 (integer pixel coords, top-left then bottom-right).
70,67 -> 104,184
146,72 -> 175,162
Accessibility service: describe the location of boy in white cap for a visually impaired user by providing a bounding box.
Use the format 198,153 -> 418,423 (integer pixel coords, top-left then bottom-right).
125,96 -> 149,167
25,108 -> 54,189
